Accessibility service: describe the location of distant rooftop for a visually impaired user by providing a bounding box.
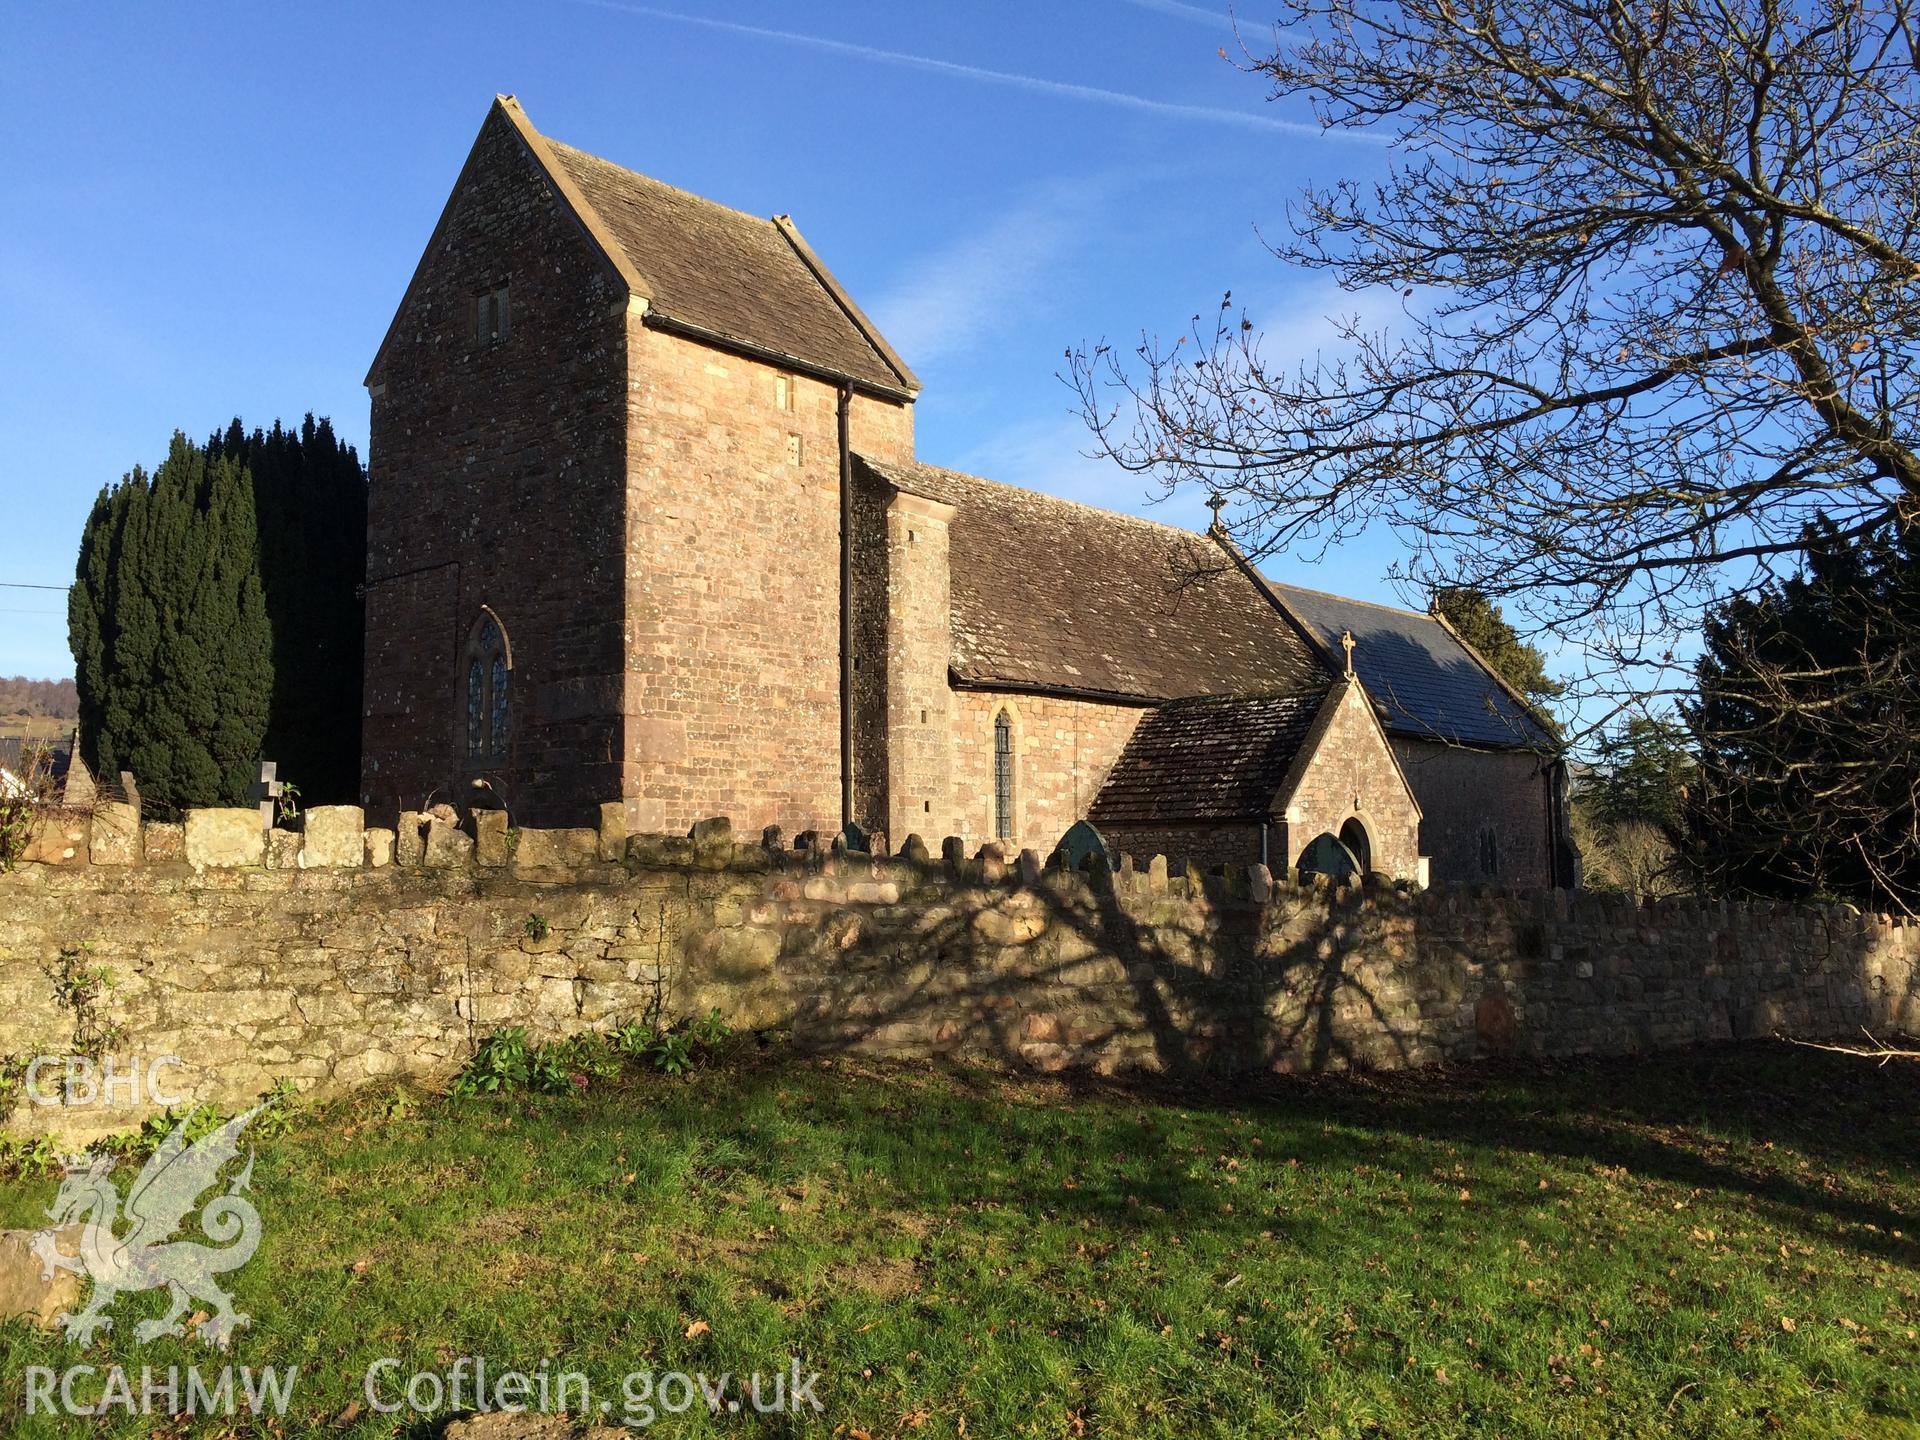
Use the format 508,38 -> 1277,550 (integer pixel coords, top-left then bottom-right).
1265,581 -> 1555,751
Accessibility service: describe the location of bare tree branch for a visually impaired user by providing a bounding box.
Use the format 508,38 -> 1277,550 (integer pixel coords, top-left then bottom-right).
1069,0 -> 1920,700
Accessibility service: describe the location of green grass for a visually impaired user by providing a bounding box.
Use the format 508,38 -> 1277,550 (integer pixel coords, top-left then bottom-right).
0,1043 -> 1916,1437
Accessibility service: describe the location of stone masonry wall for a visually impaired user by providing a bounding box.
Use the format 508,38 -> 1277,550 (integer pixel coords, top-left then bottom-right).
880,491 -> 956,849
3,803 -> 1916,1144
362,104 -> 630,826
1395,739 -> 1554,889
1284,682 -> 1423,882
1093,822 -> 1267,873
947,691 -> 1148,856
620,319 -> 914,838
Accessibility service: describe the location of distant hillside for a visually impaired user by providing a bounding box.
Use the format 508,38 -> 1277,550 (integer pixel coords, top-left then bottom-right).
0,675 -> 78,723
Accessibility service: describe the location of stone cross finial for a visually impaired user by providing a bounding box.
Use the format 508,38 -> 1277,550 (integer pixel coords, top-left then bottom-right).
1341,629 -> 1356,676
251,760 -> 282,832
1205,493 -> 1226,530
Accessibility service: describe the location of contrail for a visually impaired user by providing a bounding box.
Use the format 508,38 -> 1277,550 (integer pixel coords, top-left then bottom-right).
1122,0 -> 1240,30
563,0 -> 1370,141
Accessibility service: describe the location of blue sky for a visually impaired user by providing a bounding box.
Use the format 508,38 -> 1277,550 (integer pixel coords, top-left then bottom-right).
0,0 -> 1407,681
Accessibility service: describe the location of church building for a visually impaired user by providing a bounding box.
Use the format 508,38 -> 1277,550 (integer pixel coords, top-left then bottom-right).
361,97 -> 1574,888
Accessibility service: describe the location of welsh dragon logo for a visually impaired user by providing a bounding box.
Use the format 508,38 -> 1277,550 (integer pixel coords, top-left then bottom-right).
29,1104 -> 265,1348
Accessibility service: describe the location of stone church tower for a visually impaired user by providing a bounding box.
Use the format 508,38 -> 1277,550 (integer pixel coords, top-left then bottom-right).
362,96 -> 916,832
363,96 -> 1571,889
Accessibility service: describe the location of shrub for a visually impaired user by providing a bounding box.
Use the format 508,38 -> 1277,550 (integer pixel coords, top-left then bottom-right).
451,1011 -> 735,1099
451,1026 -> 533,1097
0,741 -> 59,872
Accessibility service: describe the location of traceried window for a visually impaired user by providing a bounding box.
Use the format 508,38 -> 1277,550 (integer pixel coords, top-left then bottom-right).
993,710 -> 1014,841
466,612 -> 510,765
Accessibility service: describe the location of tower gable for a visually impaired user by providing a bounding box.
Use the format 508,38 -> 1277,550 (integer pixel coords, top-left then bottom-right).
360,100 -> 630,823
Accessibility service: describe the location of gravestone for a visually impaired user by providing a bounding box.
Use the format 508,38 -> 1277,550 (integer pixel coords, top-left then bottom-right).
249,760 -> 282,831
1051,819 -> 1110,874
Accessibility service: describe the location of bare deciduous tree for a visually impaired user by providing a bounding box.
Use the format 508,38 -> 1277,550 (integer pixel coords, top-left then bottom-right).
1071,0 -> 1920,688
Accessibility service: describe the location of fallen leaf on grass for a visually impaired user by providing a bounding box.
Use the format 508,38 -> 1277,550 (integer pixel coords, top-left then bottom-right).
685,1319 -> 711,1338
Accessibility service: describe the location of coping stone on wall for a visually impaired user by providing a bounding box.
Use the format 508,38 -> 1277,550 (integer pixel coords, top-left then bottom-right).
395,812 -> 428,867
511,827 -> 599,870
627,833 -> 694,868
23,814 -> 87,865
424,818 -> 474,868
267,829 -> 302,869
184,808 -> 264,868
300,806 -> 365,869
689,816 -> 734,868
473,811 -> 509,866
88,802 -> 141,866
142,822 -> 184,863
598,802 -> 627,861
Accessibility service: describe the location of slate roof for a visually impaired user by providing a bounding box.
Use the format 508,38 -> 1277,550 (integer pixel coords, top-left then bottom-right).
1091,692 -> 1329,824
539,133 -> 914,396
1266,583 -> 1556,751
859,457 -> 1330,703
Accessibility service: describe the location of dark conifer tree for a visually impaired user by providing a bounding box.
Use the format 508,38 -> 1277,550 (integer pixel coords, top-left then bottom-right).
207,415 -> 367,802
1688,519 -> 1920,911
69,434 -> 274,809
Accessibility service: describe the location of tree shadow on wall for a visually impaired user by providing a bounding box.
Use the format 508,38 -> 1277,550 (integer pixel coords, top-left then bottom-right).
790,853 -> 1425,1086
783,853 -> 1920,1266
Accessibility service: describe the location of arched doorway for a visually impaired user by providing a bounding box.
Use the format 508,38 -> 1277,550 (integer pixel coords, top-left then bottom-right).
1339,816 -> 1372,876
